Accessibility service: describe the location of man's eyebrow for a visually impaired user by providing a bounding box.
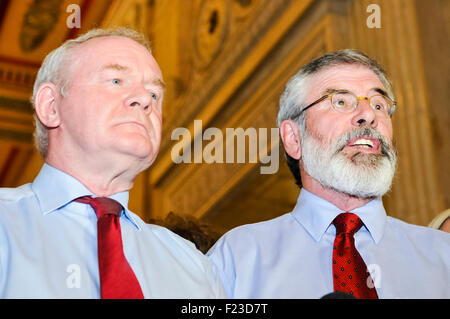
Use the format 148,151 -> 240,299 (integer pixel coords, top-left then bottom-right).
100,63 -> 166,90
323,88 -> 347,95
373,87 -> 388,96
100,63 -> 130,72
322,87 -> 388,97
152,78 -> 166,91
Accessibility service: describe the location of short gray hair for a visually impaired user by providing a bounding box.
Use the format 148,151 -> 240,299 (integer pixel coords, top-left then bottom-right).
31,27 -> 152,158
277,49 -> 396,187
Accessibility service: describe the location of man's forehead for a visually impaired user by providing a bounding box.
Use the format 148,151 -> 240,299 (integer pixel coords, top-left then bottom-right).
314,64 -> 379,79
68,36 -> 162,77
309,64 -> 385,92
76,35 -> 148,51
69,36 -> 154,66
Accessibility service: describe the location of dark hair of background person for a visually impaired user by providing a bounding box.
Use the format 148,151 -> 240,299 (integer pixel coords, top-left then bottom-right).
148,212 -> 221,254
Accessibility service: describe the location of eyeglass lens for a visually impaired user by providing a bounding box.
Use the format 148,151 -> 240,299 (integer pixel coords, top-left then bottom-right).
331,92 -> 391,114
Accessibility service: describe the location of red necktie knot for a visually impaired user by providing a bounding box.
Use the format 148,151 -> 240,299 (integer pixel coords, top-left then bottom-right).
333,212 -> 363,236
75,196 -> 123,218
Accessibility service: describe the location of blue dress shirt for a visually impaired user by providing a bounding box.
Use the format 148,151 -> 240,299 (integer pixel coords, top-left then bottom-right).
0,164 -> 226,298
207,189 -> 450,298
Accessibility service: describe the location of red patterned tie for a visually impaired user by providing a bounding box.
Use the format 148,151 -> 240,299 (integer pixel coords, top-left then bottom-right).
75,196 -> 144,299
332,212 -> 378,299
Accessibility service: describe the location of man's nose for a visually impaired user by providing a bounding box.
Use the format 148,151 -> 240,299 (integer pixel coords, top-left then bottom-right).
351,98 -> 378,128
126,88 -> 152,113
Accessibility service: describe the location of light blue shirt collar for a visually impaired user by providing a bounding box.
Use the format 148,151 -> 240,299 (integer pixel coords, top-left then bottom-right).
291,188 -> 386,244
31,163 -> 141,230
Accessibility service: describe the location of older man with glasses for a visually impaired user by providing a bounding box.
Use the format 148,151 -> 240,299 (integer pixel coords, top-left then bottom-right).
207,49 -> 450,299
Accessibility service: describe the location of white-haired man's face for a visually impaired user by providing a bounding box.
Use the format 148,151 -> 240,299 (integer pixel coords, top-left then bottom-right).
299,64 -> 397,198
34,35 -> 167,194
49,36 -> 165,170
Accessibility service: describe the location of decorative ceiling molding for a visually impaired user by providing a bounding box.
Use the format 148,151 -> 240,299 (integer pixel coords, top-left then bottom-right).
101,0 -> 149,32
20,0 -> 64,52
153,0 -> 314,185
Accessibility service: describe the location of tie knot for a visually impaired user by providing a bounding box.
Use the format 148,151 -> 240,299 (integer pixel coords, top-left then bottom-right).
75,196 -> 123,218
332,212 -> 363,236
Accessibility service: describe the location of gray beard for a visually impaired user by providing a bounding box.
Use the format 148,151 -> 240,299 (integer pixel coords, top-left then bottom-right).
301,127 -> 397,198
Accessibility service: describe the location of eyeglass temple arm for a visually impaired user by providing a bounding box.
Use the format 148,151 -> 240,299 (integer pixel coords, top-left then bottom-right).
291,94 -> 330,120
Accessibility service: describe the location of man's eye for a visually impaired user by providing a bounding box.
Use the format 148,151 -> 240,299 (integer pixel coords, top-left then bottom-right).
111,79 -> 121,85
334,99 -> 347,108
374,104 -> 383,110
151,92 -> 157,100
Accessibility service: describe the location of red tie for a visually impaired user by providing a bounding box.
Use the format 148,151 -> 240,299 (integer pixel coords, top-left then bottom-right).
75,196 -> 144,299
332,212 -> 378,299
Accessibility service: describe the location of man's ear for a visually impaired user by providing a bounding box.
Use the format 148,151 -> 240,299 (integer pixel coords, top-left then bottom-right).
280,119 -> 302,160
34,83 -> 61,128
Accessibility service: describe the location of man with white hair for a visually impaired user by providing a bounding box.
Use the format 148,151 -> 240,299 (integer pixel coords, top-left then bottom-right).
207,50 -> 450,298
0,27 -> 226,298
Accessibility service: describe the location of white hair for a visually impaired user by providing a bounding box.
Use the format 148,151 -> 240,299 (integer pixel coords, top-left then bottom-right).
31,27 -> 152,157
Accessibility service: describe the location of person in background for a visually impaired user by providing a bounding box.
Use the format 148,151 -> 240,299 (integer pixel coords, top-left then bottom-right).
207,49 -> 450,299
0,27 -> 226,299
429,208 -> 450,233
149,212 -> 221,254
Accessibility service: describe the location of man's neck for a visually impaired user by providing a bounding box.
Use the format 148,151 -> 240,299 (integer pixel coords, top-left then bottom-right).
45,149 -> 143,197
301,173 -> 374,211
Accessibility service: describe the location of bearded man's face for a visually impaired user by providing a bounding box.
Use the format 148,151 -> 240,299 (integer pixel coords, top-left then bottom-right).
299,64 -> 396,198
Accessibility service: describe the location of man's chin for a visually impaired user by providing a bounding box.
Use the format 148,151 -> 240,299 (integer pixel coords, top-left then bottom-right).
113,139 -> 157,162
307,154 -> 395,199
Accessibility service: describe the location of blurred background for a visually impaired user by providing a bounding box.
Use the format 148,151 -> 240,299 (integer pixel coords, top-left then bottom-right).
0,0 -> 448,236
